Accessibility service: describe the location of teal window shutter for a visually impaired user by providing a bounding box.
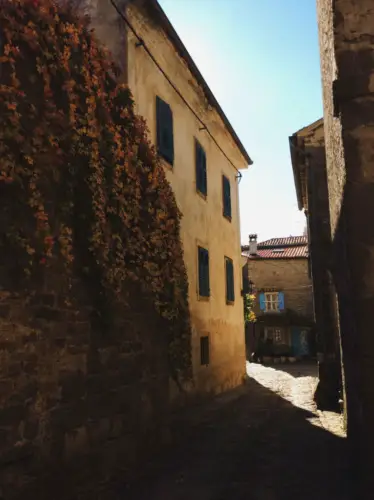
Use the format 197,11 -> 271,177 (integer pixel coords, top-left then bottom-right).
222,175 -> 231,218
259,292 -> 266,310
278,292 -> 285,311
156,96 -> 174,165
225,257 -> 235,302
200,336 -> 210,365
195,140 -> 207,196
198,247 -> 210,297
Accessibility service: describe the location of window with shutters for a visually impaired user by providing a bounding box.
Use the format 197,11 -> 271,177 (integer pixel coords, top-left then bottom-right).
259,291 -> 284,313
200,336 -> 210,366
198,246 -> 210,298
225,257 -> 235,303
195,139 -> 207,196
156,96 -> 174,166
222,175 -> 231,219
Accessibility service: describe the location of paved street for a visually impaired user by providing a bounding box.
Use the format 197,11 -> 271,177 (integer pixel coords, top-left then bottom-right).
121,362 -> 352,500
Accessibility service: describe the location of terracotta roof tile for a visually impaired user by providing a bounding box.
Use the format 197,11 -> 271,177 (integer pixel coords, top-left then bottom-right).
241,235 -> 308,260
258,236 -> 307,247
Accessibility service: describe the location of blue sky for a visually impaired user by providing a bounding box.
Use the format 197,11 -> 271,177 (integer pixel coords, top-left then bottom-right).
158,0 -> 323,243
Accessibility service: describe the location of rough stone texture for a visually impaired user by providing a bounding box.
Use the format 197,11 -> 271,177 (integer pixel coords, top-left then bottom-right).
317,0 -> 374,492
119,363 -> 351,500
244,257 -> 314,358
248,258 -> 313,320
88,0 -> 129,79
0,267 -> 170,499
290,121 -> 342,411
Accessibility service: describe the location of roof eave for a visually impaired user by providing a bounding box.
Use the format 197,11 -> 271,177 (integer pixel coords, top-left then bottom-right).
289,134 -> 304,211
149,0 -> 253,167
246,256 -> 308,261
293,117 -> 324,138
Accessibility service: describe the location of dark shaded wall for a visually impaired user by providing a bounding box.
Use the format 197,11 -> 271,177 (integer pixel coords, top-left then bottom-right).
317,0 -> 374,491
302,131 -> 342,410
0,261 -> 170,500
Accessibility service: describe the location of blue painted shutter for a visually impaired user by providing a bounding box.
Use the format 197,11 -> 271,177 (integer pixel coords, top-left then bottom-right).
259,292 -> 266,310
198,247 -> 210,297
195,140 -> 207,195
156,96 -> 174,165
222,175 -> 231,218
225,258 -> 235,302
278,292 -> 285,311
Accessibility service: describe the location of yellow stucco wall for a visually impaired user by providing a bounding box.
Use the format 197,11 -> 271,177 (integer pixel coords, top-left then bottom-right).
90,0 -> 248,397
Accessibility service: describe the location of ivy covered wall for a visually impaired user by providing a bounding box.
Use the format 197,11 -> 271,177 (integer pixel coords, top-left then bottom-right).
0,1 -> 191,497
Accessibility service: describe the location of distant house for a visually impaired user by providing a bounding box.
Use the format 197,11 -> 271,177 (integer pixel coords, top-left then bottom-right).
242,235 -> 315,361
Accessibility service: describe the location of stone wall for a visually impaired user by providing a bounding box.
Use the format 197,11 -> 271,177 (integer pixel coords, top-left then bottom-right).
317,0 -> 374,490
295,123 -> 342,410
248,258 -> 313,319
0,264 -> 170,499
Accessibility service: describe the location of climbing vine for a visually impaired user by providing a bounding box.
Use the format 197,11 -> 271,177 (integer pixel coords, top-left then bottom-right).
244,293 -> 257,324
0,0 -> 192,381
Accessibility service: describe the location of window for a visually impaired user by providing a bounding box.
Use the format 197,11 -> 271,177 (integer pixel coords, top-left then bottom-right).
225,257 -> 235,303
265,292 -> 279,312
198,246 -> 210,297
156,96 -> 174,165
259,291 -> 285,313
265,327 -> 284,344
200,336 -> 210,366
222,175 -> 231,219
195,139 -> 207,196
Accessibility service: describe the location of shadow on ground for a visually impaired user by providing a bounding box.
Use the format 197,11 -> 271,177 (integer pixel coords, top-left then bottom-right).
118,374 -> 353,500
252,360 -> 318,378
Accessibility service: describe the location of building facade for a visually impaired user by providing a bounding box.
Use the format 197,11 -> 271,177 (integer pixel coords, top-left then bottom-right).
289,119 -> 341,411
89,0 -> 252,396
242,236 -> 315,361
317,0 -> 374,489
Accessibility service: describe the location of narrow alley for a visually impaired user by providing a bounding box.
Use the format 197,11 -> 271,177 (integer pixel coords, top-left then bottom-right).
122,363 -> 351,500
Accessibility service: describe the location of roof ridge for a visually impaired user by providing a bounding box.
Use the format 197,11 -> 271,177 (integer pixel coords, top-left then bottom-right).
258,235 -> 307,245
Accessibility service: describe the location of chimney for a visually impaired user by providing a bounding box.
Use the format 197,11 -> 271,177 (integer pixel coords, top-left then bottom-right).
249,234 -> 258,255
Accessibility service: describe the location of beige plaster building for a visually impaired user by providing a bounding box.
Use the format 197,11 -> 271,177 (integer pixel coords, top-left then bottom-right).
89,0 -> 252,397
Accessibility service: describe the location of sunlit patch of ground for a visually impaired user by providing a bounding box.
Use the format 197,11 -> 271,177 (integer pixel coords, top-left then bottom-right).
246,361 -> 346,438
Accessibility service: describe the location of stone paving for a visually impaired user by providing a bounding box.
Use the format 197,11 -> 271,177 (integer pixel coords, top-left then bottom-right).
120,362 -> 353,500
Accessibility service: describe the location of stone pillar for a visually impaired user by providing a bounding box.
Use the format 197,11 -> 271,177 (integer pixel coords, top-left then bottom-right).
317,0 -> 374,492
304,133 -> 342,411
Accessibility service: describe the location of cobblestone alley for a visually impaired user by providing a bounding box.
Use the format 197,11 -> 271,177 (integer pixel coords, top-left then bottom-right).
122,362 -> 352,500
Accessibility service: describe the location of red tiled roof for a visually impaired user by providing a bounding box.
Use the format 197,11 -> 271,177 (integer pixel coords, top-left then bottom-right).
241,235 -> 308,260
258,236 -> 307,247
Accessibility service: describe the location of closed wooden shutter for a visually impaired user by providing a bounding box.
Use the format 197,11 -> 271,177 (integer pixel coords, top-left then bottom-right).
198,246 -> 210,297
156,96 -> 174,165
200,336 -> 210,365
259,292 -> 266,310
225,257 -> 235,302
222,175 -> 231,218
195,140 -> 207,196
